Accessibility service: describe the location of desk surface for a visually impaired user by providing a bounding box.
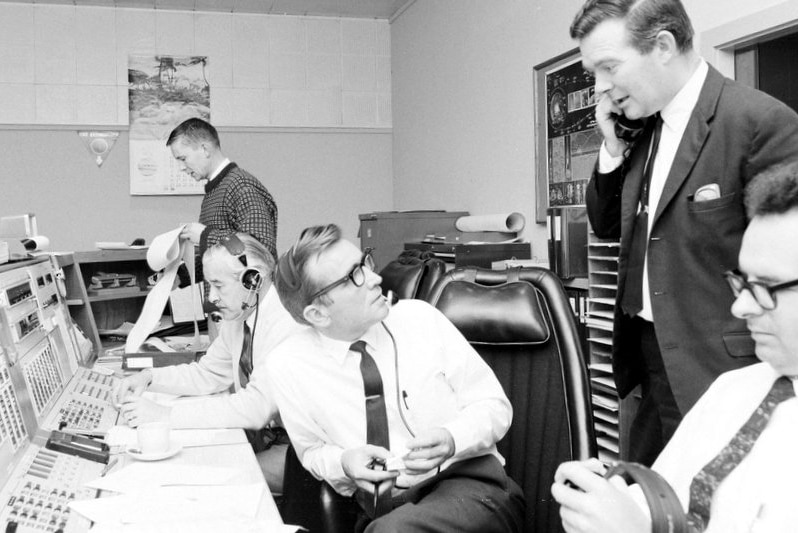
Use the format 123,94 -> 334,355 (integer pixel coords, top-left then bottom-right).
111,428 -> 283,525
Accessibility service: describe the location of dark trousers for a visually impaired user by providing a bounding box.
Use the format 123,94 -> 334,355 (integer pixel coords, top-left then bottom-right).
627,317 -> 682,467
360,454 -> 525,533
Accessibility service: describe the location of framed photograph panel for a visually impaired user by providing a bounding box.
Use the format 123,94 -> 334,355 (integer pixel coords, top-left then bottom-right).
533,49 -> 600,222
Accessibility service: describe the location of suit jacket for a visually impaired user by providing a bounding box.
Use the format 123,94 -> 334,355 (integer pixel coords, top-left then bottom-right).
586,65 -> 798,413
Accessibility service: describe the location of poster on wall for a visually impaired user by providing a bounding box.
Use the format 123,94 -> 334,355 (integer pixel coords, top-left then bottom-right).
128,55 -> 210,195
533,50 -> 602,221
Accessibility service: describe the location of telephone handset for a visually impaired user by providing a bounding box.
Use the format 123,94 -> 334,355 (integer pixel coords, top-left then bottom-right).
611,112 -> 646,144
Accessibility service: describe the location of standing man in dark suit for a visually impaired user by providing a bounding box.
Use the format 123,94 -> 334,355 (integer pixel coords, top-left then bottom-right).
570,0 -> 798,465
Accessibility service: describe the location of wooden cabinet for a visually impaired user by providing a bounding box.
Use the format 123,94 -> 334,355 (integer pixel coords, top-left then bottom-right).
55,249 -> 153,355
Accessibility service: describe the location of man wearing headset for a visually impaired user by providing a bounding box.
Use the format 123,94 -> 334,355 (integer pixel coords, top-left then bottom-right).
267,224 -> 525,532
113,233 -> 305,492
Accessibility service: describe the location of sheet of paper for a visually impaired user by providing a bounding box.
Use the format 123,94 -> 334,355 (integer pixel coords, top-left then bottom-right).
169,283 -> 205,323
105,425 -> 243,450
88,519 -> 300,533
70,484 -> 283,528
171,428 -> 246,447
85,462 -> 240,493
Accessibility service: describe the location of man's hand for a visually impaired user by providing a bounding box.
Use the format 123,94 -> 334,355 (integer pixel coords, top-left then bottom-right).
341,445 -> 399,493
551,459 -> 651,533
594,92 -> 629,158
112,370 -> 153,405
119,396 -> 172,428
180,223 -> 205,245
402,428 -> 455,475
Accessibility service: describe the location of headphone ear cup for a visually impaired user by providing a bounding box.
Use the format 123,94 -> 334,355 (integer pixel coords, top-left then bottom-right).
241,269 -> 262,291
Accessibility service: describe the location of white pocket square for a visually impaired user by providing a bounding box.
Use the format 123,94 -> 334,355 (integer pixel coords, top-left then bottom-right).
694,183 -> 721,201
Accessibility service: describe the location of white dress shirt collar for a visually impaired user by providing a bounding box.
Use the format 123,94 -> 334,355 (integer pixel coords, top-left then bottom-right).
208,157 -> 232,183
316,322 -> 382,366
659,59 -> 708,133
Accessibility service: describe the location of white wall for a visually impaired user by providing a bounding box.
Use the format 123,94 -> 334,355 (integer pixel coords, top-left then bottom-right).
0,3 -> 393,253
391,0 -> 585,263
390,0 -> 798,263
0,3 -> 391,127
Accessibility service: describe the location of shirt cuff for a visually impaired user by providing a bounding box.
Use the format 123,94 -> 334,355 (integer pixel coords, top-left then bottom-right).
598,141 -> 625,174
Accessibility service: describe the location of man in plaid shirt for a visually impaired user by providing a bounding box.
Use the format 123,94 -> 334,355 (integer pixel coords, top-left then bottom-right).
167,117 -> 278,266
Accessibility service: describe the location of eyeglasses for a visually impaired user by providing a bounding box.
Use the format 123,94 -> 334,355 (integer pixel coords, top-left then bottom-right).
724,269 -> 798,310
309,248 -> 376,302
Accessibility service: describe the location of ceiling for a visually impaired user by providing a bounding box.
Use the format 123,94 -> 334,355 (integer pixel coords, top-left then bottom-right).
0,0 -> 415,19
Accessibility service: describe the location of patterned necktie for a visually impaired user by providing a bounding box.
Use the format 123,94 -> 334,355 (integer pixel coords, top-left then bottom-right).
238,321 -> 253,387
686,376 -> 795,530
349,340 -> 392,518
621,113 -> 663,317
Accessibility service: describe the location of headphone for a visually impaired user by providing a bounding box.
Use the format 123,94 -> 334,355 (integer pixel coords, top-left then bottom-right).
603,462 -> 688,533
219,233 -> 263,296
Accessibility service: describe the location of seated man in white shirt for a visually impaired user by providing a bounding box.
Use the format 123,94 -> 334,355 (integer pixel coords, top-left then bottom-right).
267,224 -> 525,532
112,233 -> 306,493
551,163 -> 798,532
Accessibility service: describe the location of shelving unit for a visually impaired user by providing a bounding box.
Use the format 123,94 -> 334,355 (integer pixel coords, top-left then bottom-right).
53,253 -> 101,358
585,230 -> 623,463
55,249 -> 153,355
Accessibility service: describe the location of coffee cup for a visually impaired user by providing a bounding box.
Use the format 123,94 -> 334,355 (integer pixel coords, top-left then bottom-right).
137,422 -> 170,454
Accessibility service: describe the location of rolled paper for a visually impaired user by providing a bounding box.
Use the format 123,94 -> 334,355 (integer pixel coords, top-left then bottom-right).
455,212 -> 526,233
146,226 -> 185,271
21,235 -> 50,251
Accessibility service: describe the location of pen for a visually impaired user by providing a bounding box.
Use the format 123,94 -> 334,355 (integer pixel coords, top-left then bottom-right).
100,457 -> 118,477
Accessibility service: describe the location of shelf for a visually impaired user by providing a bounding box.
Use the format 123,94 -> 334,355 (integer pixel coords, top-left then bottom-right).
591,284 -> 618,290
587,336 -> 613,346
589,362 -> 613,373
587,309 -> 614,319
59,249 -> 156,355
587,228 -> 625,460
87,290 -> 149,303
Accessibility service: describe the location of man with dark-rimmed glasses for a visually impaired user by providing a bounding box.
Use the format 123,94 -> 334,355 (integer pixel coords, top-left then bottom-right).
267,224 -> 525,532
553,163 -> 798,532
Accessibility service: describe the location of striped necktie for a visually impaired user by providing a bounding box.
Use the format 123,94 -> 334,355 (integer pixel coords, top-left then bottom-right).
686,376 -> 795,530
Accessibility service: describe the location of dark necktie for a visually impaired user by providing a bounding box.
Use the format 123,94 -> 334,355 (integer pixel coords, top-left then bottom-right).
685,376 -> 795,530
349,340 -> 392,518
621,113 -> 663,317
238,321 -> 253,387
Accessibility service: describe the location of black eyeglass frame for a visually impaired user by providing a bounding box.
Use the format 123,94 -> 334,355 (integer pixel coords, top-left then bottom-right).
309,247 -> 376,302
724,268 -> 798,310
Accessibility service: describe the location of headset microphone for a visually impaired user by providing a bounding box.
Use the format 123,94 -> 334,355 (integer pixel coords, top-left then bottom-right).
384,290 -> 398,307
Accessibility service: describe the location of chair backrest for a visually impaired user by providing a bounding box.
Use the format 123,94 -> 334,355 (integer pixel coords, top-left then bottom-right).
426,266 -> 597,533
378,250 -> 446,301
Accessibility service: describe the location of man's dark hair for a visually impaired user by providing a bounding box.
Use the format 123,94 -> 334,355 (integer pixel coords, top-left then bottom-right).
745,163 -> 798,218
166,117 -> 220,148
570,0 -> 694,54
274,224 -> 343,325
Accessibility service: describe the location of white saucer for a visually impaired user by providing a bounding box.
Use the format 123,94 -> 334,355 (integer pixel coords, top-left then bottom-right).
125,444 -> 182,461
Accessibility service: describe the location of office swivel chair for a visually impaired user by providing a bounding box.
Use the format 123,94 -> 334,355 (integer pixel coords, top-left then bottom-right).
426,266 -> 597,533
377,249 -> 446,301
318,265 -> 596,533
